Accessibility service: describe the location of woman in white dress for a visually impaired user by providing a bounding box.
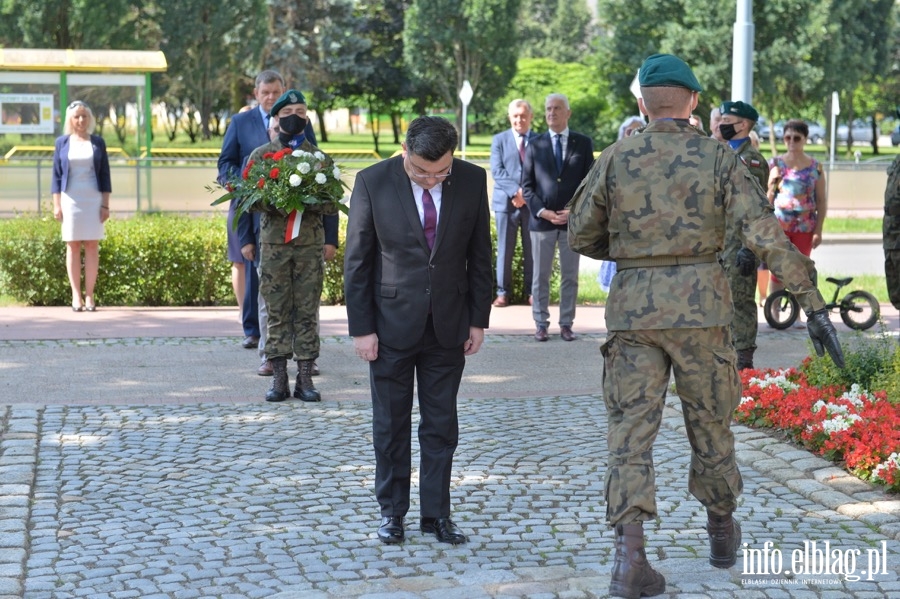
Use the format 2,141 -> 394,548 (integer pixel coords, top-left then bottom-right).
51,101 -> 112,311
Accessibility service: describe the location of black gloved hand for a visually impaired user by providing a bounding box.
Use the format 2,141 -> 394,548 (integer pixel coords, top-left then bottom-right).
806,309 -> 845,368
735,247 -> 757,277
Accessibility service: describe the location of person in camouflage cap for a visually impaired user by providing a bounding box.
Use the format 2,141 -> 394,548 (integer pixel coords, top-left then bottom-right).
885,154 -> 900,311
566,53 -> 845,599
718,100 -> 770,370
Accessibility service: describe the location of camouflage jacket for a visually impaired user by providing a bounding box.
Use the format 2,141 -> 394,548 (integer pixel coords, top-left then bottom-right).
722,138 -> 770,261
885,155 -> 900,250
248,139 -> 338,246
566,119 -> 825,331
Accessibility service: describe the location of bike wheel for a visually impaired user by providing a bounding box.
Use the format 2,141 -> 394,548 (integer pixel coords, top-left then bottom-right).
840,290 -> 880,330
764,290 -> 799,329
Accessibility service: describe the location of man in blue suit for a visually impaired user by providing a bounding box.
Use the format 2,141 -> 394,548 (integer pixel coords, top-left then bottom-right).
218,69 -> 320,373
522,93 -> 594,342
489,99 -> 535,308
218,70 -> 286,352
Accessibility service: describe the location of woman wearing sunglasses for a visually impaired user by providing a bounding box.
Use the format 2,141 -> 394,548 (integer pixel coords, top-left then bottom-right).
766,119 -> 828,295
51,101 -> 112,312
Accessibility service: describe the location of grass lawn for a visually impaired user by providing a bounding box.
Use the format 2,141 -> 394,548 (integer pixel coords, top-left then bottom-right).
824,217 -> 882,234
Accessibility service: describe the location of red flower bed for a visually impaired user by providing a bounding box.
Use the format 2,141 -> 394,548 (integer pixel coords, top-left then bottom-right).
736,367 -> 900,493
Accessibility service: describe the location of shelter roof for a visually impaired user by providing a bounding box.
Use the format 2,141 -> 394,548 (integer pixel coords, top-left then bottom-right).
0,48 -> 167,73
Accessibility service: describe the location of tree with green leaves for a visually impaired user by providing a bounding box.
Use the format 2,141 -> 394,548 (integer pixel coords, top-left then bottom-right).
0,0 -> 162,141
155,0 -> 266,142
490,58 -> 608,144
517,0 -> 597,63
0,0 -> 155,50
342,0 -> 416,154
403,0 -> 521,134
261,0 -> 370,143
595,0 -> 896,156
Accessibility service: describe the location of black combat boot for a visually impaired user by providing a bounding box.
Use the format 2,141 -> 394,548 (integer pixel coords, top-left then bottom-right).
707,511 -> 742,568
293,359 -> 321,402
736,348 -> 754,370
609,523 -> 666,598
265,357 -> 289,402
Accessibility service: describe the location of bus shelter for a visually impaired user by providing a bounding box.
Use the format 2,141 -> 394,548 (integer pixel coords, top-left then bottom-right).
0,48 -> 167,211
0,48 -> 167,152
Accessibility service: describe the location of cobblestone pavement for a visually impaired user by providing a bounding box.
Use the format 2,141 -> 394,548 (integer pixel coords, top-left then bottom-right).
2,304 -> 900,598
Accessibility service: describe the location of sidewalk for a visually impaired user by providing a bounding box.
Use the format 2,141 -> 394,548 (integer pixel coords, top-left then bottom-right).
1,304 -> 899,598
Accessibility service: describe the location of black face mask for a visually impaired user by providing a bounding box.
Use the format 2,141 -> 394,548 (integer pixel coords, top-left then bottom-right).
278,114 -> 306,137
719,122 -> 739,140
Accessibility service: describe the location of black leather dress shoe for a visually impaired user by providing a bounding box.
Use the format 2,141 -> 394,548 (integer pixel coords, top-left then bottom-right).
534,326 -> 549,342
420,517 -> 467,544
241,336 -> 259,349
377,516 -> 404,544
560,325 -> 576,342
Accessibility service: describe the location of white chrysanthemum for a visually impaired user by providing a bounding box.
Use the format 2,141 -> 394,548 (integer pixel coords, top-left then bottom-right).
289,173 -> 302,187
821,413 -> 861,435
314,151 -> 325,160
839,384 -> 868,408
297,162 -> 311,174
873,453 -> 900,483
291,150 -> 304,157
332,166 -> 341,179
315,172 -> 327,184
739,395 -> 755,405
748,369 -> 800,392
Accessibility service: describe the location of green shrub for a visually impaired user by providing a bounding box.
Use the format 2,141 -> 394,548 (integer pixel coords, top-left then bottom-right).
0,213 -> 233,306
872,345 -> 900,403
0,211 -> 548,307
801,324 -> 897,395
322,215 -> 347,305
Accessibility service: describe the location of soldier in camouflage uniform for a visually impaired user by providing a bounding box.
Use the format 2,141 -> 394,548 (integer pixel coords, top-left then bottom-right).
886,154 -> 900,311
718,100 -> 770,370
250,90 -> 338,403
566,54 -> 845,599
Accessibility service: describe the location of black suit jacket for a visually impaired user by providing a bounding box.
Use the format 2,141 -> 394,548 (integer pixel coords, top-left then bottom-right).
522,130 -> 594,232
344,155 -> 493,350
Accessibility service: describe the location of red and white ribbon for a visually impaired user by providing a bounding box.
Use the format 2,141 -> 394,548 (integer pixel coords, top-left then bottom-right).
285,210 -> 302,243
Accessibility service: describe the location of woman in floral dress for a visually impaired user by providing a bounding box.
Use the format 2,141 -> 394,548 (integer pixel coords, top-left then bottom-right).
766,119 -> 828,292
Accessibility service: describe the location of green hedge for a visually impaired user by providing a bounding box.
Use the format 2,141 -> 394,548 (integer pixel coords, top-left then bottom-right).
0,211 -> 541,307
0,213 -> 234,306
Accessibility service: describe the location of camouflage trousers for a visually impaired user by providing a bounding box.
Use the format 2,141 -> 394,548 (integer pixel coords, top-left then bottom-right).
259,241 -> 323,361
600,327 -> 744,526
886,249 -> 900,310
723,260 -> 758,352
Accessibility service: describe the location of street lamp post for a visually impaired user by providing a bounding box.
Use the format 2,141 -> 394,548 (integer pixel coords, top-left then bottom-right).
459,80 -> 473,160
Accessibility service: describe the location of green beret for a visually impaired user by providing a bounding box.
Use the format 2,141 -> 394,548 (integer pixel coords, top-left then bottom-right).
269,89 -> 307,117
720,100 -> 759,123
638,53 -> 703,92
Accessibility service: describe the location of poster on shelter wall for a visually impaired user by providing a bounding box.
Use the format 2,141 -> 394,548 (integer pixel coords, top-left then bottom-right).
0,94 -> 54,134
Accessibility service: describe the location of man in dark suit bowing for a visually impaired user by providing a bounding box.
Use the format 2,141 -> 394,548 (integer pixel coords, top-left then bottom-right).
522,93 -> 594,342
344,116 -> 493,545
490,99 -> 536,307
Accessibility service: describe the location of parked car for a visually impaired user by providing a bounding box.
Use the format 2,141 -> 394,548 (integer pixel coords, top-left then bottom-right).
757,119 -> 783,141
891,125 -> 900,147
836,119 -> 875,144
757,119 -> 825,144
804,121 -> 826,144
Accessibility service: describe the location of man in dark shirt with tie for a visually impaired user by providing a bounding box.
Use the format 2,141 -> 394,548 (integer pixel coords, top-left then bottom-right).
490,99 -> 535,307
522,93 -> 594,342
